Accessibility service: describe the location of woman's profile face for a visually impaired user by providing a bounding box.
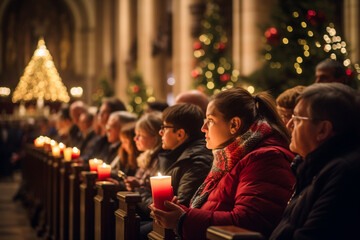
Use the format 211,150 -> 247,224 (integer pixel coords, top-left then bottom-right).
201,101 -> 233,149
134,127 -> 157,151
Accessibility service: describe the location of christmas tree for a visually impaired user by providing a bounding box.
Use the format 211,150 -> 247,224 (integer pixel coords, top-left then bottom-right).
92,77 -> 114,107
127,71 -> 154,116
12,38 -> 70,103
245,0 -> 359,96
192,0 -> 239,96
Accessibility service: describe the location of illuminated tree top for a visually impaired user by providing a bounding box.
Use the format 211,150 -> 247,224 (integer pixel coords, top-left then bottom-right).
12,38 -> 70,103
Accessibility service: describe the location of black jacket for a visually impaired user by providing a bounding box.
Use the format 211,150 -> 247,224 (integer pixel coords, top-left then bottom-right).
270,134 -> 360,240
158,138 -> 213,207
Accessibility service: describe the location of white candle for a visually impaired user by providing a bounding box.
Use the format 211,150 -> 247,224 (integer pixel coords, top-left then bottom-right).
64,147 -> 73,161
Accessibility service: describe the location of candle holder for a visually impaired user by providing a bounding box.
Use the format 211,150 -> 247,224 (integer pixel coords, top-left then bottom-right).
150,174 -> 173,211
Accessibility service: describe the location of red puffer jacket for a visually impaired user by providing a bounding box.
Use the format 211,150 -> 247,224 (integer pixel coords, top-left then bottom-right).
181,135 -> 296,240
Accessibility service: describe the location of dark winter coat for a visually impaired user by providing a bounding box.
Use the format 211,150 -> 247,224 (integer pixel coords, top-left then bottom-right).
159,138 -> 213,207
270,134 -> 360,240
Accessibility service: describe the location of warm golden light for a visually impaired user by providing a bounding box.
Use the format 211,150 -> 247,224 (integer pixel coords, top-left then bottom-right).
12,38 -> 70,103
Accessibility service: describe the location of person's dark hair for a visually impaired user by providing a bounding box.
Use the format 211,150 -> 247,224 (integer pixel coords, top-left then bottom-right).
212,87 -> 291,142
119,122 -> 140,171
276,85 -> 306,109
81,112 -> 94,126
316,59 -> 347,80
59,107 -> 71,120
297,83 -> 360,135
147,101 -> 169,112
162,103 -> 204,140
102,97 -> 126,112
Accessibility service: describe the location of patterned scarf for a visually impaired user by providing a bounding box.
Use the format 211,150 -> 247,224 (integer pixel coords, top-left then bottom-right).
190,119 -> 274,209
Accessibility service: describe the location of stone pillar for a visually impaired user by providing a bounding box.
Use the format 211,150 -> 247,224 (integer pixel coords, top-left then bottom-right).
233,0 -> 274,76
172,0 -> 201,96
344,0 -> 360,63
137,0 -> 167,100
115,0 -> 136,102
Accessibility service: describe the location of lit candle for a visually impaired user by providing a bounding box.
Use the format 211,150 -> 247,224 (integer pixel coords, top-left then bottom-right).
50,140 -> 57,149
72,147 -> 80,159
52,145 -> 61,157
89,158 -> 103,172
58,142 -> 65,154
64,147 -> 73,161
150,173 -> 173,211
43,137 -> 51,151
97,163 -> 111,180
34,136 -> 45,147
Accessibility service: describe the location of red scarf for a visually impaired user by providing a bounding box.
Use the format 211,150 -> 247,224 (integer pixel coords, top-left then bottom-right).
191,119 -> 274,208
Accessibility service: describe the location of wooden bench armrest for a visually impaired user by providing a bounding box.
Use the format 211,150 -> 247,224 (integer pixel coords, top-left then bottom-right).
207,225 -> 264,240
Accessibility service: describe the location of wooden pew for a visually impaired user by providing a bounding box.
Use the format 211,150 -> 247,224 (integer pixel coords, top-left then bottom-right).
80,171 -> 98,240
148,215 -> 175,240
115,191 -> 141,240
59,160 -> 74,240
44,154 -> 56,239
206,226 -> 264,240
69,163 -> 84,240
52,156 -> 63,240
94,181 -> 117,240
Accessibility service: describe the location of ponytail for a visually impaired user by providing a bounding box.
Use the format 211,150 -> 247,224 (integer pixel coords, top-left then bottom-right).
254,92 -> 291,143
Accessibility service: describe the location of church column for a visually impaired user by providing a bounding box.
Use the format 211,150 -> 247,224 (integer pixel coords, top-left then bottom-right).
137,0 -> 165,100
172,0 -> 203,96
115,0 -> 136,102
344,0 -> 360,63
233,0 -> 273,76
102,0 -> 115,79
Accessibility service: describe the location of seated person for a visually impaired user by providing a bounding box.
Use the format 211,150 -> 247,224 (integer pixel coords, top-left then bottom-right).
151,87 -> 296,239
104,111 -> 137,165
124,112 -> 163,220
141,103 -> 213,237
276,85 -> 306,126
270,83 -> 360,240
111,122 -> 140,181
78,112 -> 101,162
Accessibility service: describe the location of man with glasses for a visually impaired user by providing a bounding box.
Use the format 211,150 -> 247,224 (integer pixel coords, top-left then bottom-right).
270,83 -> 360,240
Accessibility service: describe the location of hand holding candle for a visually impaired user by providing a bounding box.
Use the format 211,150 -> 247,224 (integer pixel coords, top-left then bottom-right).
97,163 -> 111,180
150,173 -> 173,211
89,158 -> 103,171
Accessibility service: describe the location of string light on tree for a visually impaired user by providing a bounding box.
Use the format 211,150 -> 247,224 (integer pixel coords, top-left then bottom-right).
192,0 -> 240,95
246,1 -> 359,95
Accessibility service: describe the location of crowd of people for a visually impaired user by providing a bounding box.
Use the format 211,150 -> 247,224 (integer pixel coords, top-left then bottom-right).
2,58 -> 360,239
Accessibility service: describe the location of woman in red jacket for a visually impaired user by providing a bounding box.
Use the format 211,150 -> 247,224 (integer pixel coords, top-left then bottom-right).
150,87 -> 296,239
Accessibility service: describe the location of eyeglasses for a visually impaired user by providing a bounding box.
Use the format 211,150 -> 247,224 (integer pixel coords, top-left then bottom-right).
291,114 -> 312,124
160,125 -> 176,133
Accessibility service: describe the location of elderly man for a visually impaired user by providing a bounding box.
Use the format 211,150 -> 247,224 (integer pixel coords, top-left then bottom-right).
270,83 -> 360,240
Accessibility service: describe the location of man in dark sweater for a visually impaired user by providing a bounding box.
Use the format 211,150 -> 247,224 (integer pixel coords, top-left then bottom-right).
270,83 -> 360,240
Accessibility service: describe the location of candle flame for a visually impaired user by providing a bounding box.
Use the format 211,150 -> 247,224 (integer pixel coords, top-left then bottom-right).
50,140 -> 57,146
59,142 -> 65,148
157,172 -> 162,177
73,147 -> 79,153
